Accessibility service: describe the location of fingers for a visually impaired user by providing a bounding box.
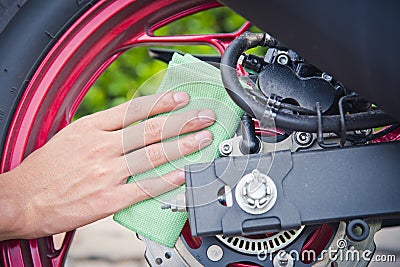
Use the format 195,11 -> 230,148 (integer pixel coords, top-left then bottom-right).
121,109 -> 215,153
123,130 -> 213,175
112,170 -> 185,210
89,92 -> 190,131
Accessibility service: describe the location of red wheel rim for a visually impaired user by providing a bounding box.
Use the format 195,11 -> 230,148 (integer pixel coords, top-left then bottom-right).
0,0 -> 252,266
301,224 -> 333,264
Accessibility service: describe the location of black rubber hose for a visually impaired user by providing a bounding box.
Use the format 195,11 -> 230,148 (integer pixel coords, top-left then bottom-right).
221,32 -> 269,118
220,31 -> 396,132
239,114 -> 261,154
275,110 -> 394,132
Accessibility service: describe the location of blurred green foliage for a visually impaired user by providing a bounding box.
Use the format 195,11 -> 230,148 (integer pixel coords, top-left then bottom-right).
75,7 -> 261,118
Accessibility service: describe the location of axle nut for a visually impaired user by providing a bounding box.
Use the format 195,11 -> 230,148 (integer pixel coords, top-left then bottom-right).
235,169 -> 277,215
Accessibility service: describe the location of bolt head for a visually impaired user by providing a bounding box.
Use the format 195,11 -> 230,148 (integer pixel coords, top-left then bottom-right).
219,142 -> 233,156
322,72 -> 333,82
294,132 -> 313,146
277,54 -> 289,65
207,245 -> 224,262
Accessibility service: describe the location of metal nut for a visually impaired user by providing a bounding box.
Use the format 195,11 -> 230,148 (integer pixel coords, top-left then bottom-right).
235,169 -> 277,215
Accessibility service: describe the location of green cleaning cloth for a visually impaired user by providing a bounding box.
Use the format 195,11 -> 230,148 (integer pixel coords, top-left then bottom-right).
113,53 -> 243,248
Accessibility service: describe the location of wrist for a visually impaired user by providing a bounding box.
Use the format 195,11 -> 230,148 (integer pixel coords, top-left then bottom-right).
0,168 -> 31,240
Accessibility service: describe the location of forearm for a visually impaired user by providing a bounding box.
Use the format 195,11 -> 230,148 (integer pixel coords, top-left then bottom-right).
0,168 -> 29,241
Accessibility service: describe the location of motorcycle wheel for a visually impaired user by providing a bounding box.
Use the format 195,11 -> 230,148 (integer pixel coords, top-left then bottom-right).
0,1 -> 389,266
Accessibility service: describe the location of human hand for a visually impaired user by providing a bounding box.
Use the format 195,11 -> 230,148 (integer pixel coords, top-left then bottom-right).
0,92 -> 215,240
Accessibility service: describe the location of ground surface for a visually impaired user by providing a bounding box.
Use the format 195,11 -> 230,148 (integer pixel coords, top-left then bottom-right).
65,217 -> 147,267
65,217 -> 400,267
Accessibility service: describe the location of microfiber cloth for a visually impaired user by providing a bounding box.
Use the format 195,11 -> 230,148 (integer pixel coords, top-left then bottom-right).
114,53 -> 243,248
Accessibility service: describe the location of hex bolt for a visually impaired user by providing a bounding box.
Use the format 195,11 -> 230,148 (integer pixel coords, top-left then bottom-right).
294,132 -> 313,146
277,54 -> 289,65
322,72 -> 333,82
207,245 -> 224,262
219,142 -> 233,156
273,251 -> 294,267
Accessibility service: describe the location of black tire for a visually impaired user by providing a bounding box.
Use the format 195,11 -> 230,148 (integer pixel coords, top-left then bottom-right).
0,0 -> 95,155
0,0 -> 27,33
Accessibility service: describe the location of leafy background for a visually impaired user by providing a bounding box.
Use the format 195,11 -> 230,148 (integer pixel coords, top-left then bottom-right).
75,6 -> 262,118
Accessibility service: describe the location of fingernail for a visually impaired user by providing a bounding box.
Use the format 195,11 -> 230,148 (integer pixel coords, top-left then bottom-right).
198,109 -> 215,123
195,131 -> 213,148
173,92 -> 189,104
166,170 -> 185,186
176,170 -> 185,184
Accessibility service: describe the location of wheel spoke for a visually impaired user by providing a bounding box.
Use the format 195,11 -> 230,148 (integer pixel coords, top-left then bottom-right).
120,21 -> 252,54
49,231 -> 75,266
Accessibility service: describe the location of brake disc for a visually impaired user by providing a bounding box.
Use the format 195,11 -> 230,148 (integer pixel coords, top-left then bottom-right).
142,220 -> 380,266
